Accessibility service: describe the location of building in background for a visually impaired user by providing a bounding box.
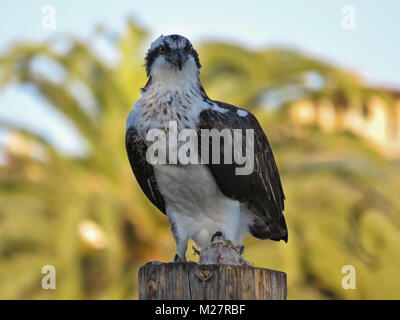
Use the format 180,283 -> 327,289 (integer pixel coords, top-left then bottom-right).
290,89 -> 400,158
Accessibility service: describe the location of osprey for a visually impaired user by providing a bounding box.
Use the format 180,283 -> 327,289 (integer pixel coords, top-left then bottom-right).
126,35 -> 287,262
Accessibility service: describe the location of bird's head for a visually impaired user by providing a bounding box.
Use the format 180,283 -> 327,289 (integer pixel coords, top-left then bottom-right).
145,34 -> 201,83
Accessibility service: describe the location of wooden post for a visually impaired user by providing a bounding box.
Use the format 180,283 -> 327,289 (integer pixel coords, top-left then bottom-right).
138,262 -> 287,300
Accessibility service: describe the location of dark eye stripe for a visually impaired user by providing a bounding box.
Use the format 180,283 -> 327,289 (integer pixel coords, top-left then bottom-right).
160,44 -> 170,52
145,36 -> 201,76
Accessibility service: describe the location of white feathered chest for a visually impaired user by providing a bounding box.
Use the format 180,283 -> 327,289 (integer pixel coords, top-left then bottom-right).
127,84 -> 244,249
130,79 -> 211,138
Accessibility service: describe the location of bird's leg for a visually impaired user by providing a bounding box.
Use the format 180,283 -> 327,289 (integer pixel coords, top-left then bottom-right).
174,253 -> 186,263
173,239 -> 188,262
168,215 -> 188,263
211,231 -> 225,243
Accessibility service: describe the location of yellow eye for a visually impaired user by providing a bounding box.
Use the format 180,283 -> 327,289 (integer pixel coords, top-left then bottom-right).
186,46 -> 193,54
159,47 -> 165,54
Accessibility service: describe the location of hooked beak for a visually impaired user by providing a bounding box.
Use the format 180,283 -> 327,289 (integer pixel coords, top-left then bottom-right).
169,49 -> 184,70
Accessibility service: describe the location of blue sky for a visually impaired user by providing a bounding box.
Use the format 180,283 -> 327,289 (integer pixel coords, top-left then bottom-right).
0,0 -> 399,155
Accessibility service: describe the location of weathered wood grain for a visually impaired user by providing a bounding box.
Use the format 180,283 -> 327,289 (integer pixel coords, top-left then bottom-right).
138,262 -> 287,300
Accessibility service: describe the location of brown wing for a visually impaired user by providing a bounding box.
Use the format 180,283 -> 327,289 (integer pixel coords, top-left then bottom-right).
198,101 -> 287,242
126,126 -> 166,215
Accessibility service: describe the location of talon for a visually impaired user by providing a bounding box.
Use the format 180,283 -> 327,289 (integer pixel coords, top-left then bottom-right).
174,254 -> 186,263
211,231 -> 224,243
192,245 -> 201,256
